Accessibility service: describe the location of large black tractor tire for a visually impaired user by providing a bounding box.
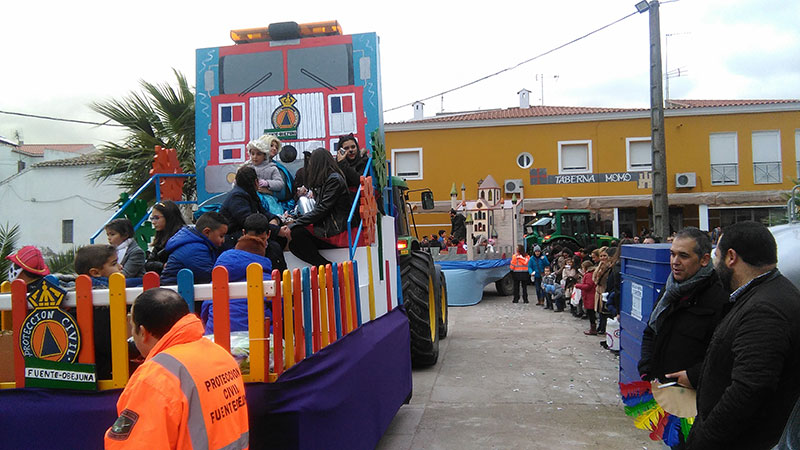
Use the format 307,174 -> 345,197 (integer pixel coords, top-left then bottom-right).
495,271 -> 514,296
434,267 -> 449,339
400,250 -> 440,367
551,238 -> 579,253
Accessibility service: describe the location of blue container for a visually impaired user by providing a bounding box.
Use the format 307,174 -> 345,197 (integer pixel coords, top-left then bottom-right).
618,244 -> 670,383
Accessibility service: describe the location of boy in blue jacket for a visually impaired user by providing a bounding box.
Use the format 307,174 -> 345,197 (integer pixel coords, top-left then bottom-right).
160,212 -> 228,285
202,213 -> 273,334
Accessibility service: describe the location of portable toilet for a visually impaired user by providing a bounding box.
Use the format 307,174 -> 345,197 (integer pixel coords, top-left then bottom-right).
618,243 -> 671,383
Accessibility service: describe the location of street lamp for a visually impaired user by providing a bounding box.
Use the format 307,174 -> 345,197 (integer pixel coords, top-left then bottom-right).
635,1 -> 649,13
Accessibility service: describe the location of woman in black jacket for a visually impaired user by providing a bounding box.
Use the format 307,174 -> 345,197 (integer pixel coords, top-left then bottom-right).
219,166 -> 285,256
288,148 -> 354,267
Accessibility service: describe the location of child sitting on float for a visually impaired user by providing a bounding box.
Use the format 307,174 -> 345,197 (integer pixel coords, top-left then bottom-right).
74,243 -> 123,379
245,134 -> 285,216
202,213 -> 273,335
105,218 -> 145,278
5,245 -> 50,292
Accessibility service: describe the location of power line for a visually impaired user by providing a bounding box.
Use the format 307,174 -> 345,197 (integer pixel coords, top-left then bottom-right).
383,9 -> 639,114
0,109 -> 124,127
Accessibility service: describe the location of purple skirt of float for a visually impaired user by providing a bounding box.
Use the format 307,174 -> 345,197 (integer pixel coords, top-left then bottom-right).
0,307 -> 412,450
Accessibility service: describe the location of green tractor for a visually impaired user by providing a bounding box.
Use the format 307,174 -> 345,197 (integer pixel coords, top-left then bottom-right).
524,209 -> 617,252
391,177 -> 448,366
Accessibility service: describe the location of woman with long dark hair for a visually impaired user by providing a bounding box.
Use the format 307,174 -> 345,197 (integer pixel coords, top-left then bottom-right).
219,166 -> 287,269
220,166 -> 269,249
288,148 -> 354,267
145,200 -> 186,273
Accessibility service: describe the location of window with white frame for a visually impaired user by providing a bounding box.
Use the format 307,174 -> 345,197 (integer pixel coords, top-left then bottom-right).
516,152 -> 533,169
795,130 -> 799,179
709,132 -> 738,185
752,130 -> 781,184
626,137 -> 652,171
558,140 -> 591,174
392,148 -> 423,180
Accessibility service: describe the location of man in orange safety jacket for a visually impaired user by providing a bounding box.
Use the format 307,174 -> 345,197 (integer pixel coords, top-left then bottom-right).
509,244 -> 531,303
105,288 -> 249,449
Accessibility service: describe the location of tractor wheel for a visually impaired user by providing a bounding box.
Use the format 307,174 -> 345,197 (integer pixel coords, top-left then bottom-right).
495,272 -> 514,296
552,238 -> 579,253
400,250 -> 440,366
436,268 -> 449,339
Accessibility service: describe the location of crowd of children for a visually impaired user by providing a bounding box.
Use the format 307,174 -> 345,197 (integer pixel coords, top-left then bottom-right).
511,240 -> 628,353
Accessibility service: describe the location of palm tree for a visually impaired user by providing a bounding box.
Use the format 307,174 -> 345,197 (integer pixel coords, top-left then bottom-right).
0,223 -> 20,283
90,69 -> 196,201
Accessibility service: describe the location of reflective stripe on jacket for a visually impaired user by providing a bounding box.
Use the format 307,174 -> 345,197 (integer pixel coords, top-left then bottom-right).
510,254 -> 530,272
105,314 -> 249,450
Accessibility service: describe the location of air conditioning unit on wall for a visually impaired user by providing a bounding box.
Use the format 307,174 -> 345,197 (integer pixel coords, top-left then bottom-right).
504,179 -> 523,194
675,172 -> 697,188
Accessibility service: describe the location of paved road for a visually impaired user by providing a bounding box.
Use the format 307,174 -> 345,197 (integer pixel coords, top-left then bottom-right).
377,287 -> 651,450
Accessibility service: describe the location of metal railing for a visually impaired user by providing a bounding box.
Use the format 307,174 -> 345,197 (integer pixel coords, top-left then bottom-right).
89,173 -> 196,244
346,156 -> 374,260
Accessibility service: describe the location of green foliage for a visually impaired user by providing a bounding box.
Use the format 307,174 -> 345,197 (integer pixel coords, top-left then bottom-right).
90,69 -> 196,202
0,223 -> 20,283
114,193 -> 155,251
46,248 -> 76,275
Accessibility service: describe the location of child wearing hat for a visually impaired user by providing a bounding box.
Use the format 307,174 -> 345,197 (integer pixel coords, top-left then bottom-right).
6,245 -> 50,292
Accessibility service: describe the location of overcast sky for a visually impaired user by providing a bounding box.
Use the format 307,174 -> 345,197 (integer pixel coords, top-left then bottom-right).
2,0 -> 798,145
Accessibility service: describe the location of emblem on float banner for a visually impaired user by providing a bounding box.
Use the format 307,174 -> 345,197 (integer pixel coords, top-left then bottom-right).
267,92 -> 300,140
19,277 -> 97,390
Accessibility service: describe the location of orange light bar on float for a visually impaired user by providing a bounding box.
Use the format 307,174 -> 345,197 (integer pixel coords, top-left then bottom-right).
231,20 -> 343,44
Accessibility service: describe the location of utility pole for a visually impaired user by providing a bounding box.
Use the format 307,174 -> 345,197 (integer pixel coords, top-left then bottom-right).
641,0 -> 670,239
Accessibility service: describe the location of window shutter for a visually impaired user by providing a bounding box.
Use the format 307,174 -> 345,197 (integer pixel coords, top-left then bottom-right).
709,133 -> 737,164
752,131 -> 780,163
629,140 -> 652,168
561,144 -> 588,170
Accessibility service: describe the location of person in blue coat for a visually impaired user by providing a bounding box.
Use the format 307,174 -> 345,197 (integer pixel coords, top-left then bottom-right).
527,245 -> 550,306
202,213 -> 273,334
160,212 -> 228,285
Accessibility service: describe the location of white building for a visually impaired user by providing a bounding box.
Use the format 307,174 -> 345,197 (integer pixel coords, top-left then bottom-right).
0,149 -> 122,255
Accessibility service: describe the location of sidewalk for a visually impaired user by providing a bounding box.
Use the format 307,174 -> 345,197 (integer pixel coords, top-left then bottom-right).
377,288 -> 651,449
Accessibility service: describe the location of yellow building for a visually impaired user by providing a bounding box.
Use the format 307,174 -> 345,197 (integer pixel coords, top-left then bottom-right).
385,98 -> 800,239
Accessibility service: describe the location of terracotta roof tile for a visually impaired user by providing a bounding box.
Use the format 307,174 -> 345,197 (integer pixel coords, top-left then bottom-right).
33,152 -> 104,167
390,99 -> 800,125
15,144 -> 95,157
404,105 -> 645,124
666,99 -> 800,108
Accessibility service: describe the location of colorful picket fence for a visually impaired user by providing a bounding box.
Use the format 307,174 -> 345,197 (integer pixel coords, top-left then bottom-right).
0,259 -> 393,391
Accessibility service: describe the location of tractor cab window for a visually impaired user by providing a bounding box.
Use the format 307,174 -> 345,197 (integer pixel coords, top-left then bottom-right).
531,217 -> 554,237
572,214 -> 589,235
560,215 -> 572,236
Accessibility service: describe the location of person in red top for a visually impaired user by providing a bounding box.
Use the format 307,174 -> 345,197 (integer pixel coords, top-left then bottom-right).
575,260 -> 598,335
105,288 -> 249,449
509,245 -> 531,303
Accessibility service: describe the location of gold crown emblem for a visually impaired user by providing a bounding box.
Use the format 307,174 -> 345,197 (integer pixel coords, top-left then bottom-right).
278,92 -> 298,108
27,279 -> 66,309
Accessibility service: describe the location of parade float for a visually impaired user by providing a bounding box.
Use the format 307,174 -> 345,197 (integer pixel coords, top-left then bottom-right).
0,20 -> 448,449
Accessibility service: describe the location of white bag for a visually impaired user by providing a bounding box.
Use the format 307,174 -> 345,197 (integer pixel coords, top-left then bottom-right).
570,287 -> 581,306
605,317 -> 620,351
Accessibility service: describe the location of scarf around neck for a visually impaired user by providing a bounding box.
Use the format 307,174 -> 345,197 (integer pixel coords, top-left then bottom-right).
648,263 -> 714,334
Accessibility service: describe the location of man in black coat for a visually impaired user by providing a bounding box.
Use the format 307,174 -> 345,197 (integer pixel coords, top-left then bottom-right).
450,209 -> 466,242
685,221 -> 800,450
638,227 -> 728,387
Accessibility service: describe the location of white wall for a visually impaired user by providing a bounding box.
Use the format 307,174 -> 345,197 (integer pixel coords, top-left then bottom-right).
0,165 -> 122,254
